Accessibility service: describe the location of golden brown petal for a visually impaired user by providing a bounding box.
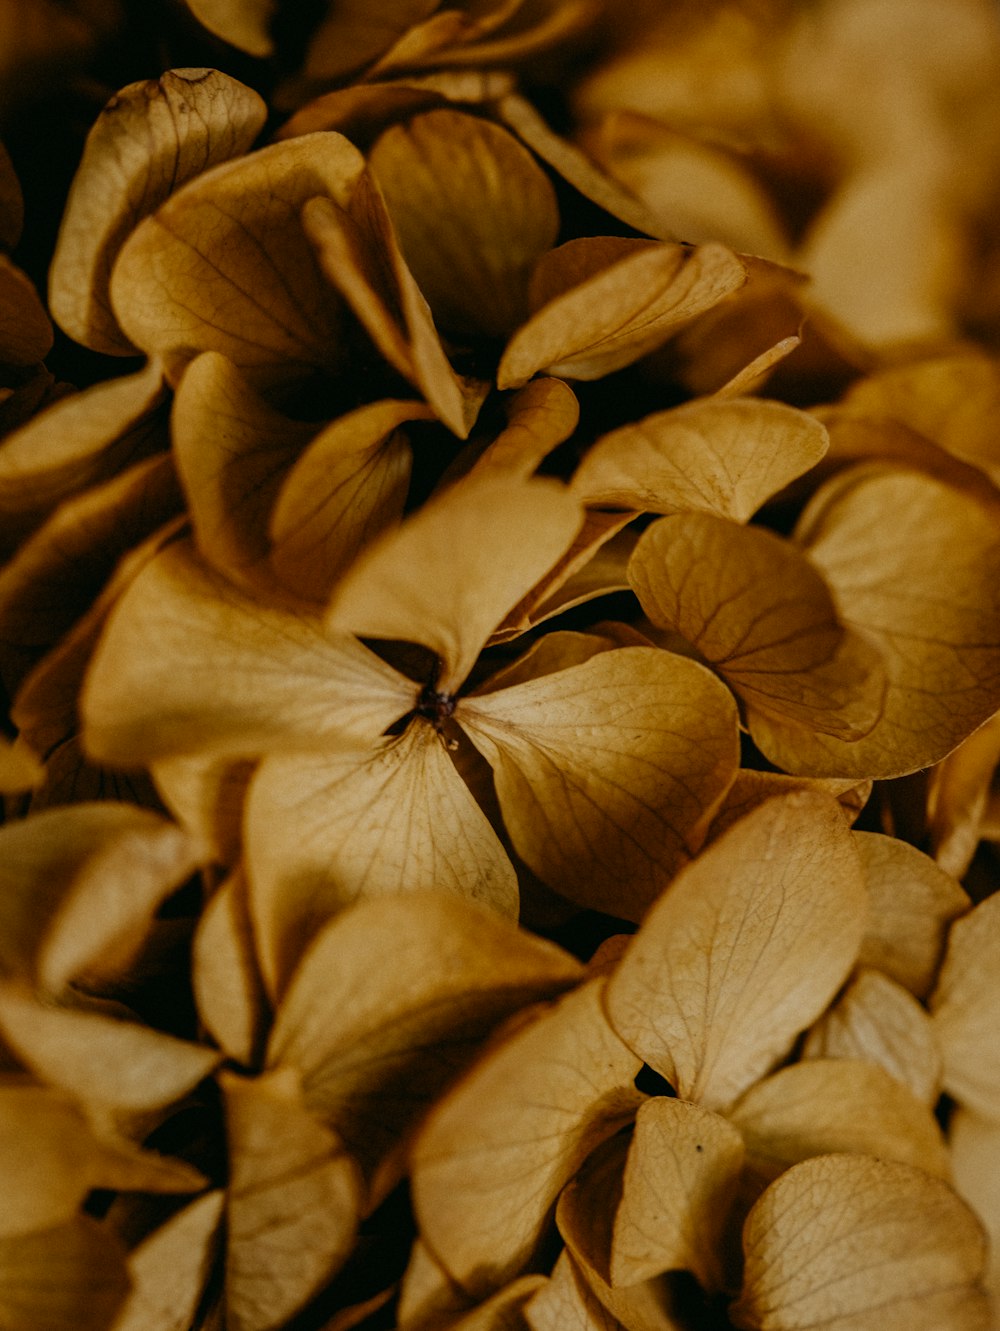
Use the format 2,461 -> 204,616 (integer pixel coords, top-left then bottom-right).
0,359 -> 167,557
0,257 -> 52,367
112,1192 -> 225,1331
728,1059 -> 950,1187
82,540 -> 416,766
411,979 -> 642,1296
192,871 -> 266,1068
733,1155 -> 990,1331
572,398 -> 827,519
855,831 -> 970,1000
269,398 -> 425,602
604,793 -> 867,1111
457,646 -> 740,919
109,134 -> 365,386
499,238 -> 746,388
267,892 -> 582,1201
629,513 -> 886,743
183,0 -> 275,55
931,892 -> 1000,1120
753,468 -> 1000,778
244,726 -> 519,994
303,180 -> 488,437
222,1068 -> 361,1331
50,70 -> 267,355
370,109 -> 559,338
0,1218 -> 130,1331
325,471 -> 583,692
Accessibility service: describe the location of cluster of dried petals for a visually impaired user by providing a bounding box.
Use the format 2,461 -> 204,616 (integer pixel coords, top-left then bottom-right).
574,0 -> 1000,361
2,5 -> 1000,1329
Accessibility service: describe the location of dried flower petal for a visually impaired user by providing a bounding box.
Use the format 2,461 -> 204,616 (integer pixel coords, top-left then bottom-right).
605,793 -> 866,1111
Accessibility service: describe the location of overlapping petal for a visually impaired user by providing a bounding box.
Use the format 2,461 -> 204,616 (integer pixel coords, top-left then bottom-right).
82,540 -> 416,766
457,646 -> 740,918
629,513 -> 886,743
604,793 -> 867,1110
50,70 -> 267,354
110,134 -> 366,385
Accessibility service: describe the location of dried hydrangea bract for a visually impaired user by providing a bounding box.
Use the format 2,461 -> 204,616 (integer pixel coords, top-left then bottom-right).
6,6 -> 1000,1328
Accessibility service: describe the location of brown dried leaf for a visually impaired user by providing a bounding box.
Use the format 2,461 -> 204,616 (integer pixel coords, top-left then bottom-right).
82,540 -> 416,766
729,1059 -> 950,1187
498,239 -> 746,388
370,109 -> 559,338
110,134 -> 365,386
604,793 -> 867,1111
931,892 -> 1000,1120
222,1068 -> 361,1331
629,513 -> 886,742
753,469 -> 1000,777
411,979 -> 643,1296
325,472 -> 583,691
245,724 -> 519,993
267,892 -> 582,1200
269,398 -> 424,602
802,968 -> 942,1105
733,1155 -> 990,1331
855,831 -> 970,999
572,398 -> 827,519
457,646 -> 740,919
50,70 -> 267,354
